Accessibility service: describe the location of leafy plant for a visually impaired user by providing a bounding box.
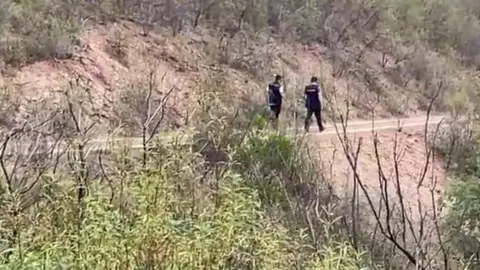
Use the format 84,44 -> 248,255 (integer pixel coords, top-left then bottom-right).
445,176 -> 480,266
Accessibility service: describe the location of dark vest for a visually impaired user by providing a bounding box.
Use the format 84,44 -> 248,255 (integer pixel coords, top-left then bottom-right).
268,82 -> 282,106
305,83 -> 321,110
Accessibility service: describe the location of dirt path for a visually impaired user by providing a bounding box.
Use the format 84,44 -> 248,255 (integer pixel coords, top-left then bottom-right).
6,114 -> 454,159
90,114 -> 452,151
298,114 -> 449,136
306,115 -> 449,240
10,114 -> 452,245
86,115 -> 449,219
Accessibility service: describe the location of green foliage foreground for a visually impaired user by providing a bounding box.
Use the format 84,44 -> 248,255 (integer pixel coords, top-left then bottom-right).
0,125 -> 365,269
436,122 -> 480,268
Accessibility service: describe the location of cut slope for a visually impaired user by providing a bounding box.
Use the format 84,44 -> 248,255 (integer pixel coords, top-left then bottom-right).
2,20 -> 473,130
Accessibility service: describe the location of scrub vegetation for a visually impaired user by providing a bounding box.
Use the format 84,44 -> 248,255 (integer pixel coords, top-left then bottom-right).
0,0 -> 480,269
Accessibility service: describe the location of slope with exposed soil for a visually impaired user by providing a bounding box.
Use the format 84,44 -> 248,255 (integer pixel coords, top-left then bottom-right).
0,17 -> 454,218
1,20 -> 467,132
0,20 -> 451,210
308,117 -> 447,249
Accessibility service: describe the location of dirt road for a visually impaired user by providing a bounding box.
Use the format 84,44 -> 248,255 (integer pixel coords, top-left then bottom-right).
297,114 -> 450,136
6,114 -> 455,242
83,114 -> 451,223
307,114 -> 451,232
81,114 -> 454,151
3,114 -> 456,156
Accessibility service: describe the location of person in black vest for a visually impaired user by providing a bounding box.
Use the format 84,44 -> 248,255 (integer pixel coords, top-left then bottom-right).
267,75 -> 283,128
304,76 -> 325,132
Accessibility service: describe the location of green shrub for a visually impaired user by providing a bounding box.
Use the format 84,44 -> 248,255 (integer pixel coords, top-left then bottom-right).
234,131 -> 297,205
236,131 -> 297,176
437,120 -> 480,267
444,176 -> 480,266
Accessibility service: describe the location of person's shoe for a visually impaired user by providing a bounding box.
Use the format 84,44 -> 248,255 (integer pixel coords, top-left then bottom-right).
319,126 -> 325,132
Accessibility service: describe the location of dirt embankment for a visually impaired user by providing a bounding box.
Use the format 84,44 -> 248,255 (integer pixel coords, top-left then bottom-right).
308,119 -> 446,247
1,20 -> 444,128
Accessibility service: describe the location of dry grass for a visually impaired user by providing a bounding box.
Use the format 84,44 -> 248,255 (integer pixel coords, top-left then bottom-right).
0,16 -> 476,128
1,0 -> 480,268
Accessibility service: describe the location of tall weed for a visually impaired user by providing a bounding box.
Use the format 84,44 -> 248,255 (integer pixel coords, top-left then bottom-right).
0,135 -> 364,269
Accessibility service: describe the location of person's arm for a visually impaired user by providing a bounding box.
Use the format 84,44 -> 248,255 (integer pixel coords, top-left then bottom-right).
266,85 -> 270,105
280,85 -> 286,100
318,84 -> 323,109
304,86 -> 308,106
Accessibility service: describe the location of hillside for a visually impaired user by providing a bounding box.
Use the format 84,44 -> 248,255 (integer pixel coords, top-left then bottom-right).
1,0 -> 480,133
0,0 -> 479,269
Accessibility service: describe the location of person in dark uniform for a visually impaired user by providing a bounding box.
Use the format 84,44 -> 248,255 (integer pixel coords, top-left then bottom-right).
267,75 -> 283,128
304,76 -> 325,132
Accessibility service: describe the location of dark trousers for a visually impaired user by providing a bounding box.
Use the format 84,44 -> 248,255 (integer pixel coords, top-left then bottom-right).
269,105 -> 281,129
270,105 -> 281,119
305,108 -> 324,131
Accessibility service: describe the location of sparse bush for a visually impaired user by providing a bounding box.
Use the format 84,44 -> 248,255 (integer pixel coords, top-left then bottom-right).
460,35 -> 480,68
0,108 -> 366,269
106,25 -> 128,66
436,121 -> 480,176
0,0 -> 78,64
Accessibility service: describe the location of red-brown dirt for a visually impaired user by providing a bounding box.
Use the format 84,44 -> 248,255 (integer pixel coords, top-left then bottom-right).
308,123 -> 446,244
